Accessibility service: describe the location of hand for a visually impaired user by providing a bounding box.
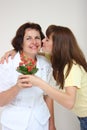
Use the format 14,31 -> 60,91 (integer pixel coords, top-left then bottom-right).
17,75 -> 44,89
49,125 -> 56,130
49,116 -> 56,130
27,75 -> 42,86
0,49 -> 17,64
16,75 -> 32,89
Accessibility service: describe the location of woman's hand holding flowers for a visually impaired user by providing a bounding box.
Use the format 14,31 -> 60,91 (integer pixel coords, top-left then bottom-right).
16,52 -> 38,89
16,75 -> 32,89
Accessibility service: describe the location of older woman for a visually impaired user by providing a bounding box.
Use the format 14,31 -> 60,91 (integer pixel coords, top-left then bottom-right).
0,23 -> 56,130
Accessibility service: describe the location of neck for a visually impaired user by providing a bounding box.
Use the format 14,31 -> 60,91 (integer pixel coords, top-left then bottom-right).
20,51 -> 36,60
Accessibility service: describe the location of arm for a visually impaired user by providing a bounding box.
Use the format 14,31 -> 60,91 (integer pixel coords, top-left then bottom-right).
0,85 -> 21,106
0,49 -> 17,63
42,84 -> 77,109
0,75 -> 32,107
44,95 -> 56,130
19,75 -> 77,109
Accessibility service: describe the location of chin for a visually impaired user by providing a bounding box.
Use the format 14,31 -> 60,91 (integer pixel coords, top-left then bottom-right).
42,49 -> 50,54
42,48 -> 47,53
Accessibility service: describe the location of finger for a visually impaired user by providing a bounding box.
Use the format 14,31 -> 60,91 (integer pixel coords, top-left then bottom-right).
23,82 -> 32,88
20,78 -> 29,83
11,55 -> 15,59
5,51 -> 13,61
0,53 -> 9,64
18,75 -> 29,79
20,82 -> 32,88
11,50 -> 17,59
4,56 -> 9,63
28,84 -> 32,87
0,56 -> 6,64
17,76 -> 29,83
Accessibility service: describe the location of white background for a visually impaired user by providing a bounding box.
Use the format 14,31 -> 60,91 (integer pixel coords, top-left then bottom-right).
0,0 -> 87,130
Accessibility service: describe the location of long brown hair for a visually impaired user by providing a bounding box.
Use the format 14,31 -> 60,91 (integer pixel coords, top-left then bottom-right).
46,25 -> 87,89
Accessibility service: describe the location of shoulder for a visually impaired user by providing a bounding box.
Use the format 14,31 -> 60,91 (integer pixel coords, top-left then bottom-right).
65,62 -> 83,73
71,63 -> 85,75
0,52 -> 20,69
12,52 -> 20,62
37,55 -> 51,66
64,63 -> 84,81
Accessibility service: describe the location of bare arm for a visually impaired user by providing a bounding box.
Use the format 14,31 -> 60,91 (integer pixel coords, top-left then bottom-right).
0,49 -> 17,64
0,75 -> 32,107
20,75 -> 77,109
44,95 -> 56,130
43,84 -> 77,109
0,85 -> 21,106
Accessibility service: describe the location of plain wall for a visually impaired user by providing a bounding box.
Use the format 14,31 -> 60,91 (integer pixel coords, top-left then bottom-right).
0,0 -> 87,130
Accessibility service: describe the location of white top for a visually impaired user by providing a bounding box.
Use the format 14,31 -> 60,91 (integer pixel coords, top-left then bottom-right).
0,52 -> 53,130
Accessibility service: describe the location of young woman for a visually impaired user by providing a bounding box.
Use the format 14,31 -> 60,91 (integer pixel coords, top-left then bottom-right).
0,23 -> 56,130
28,25 -> 87,130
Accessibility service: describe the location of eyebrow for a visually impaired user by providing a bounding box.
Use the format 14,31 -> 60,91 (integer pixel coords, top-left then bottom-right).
24,35 -> 41,38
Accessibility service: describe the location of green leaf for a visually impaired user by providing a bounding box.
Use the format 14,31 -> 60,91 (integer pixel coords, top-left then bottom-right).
16,66 -> 38,75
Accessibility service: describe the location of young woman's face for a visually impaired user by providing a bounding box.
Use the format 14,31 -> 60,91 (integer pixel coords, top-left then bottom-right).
23,28 -> 41,58
42,35 -> 53,54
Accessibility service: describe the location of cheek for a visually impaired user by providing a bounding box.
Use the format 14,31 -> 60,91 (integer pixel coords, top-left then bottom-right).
50,44 -> 53,51
47,44 -> 52,51
42,45 -> 51,53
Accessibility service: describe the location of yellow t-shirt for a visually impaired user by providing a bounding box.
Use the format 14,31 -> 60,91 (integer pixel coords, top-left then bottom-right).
64,63 -> 87,117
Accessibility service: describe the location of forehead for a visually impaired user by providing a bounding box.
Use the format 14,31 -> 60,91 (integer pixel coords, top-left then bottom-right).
24,28 -> 40,36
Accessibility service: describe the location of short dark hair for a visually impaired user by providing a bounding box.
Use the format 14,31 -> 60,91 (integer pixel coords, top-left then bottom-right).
11,22 -> 45,51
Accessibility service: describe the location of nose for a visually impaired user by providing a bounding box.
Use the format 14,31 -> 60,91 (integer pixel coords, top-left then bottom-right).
42,38 -> 45,43
32,39 -> 37,44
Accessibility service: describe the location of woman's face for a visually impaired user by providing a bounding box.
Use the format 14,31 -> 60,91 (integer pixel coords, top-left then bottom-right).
22,28 -> 41,58
42,35 -> 53,54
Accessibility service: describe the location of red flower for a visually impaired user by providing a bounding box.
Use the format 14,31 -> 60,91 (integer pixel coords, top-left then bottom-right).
16,52 -> 38,75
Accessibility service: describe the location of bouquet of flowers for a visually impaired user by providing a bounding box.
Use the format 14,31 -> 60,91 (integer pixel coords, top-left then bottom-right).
16,52 -> 38,75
